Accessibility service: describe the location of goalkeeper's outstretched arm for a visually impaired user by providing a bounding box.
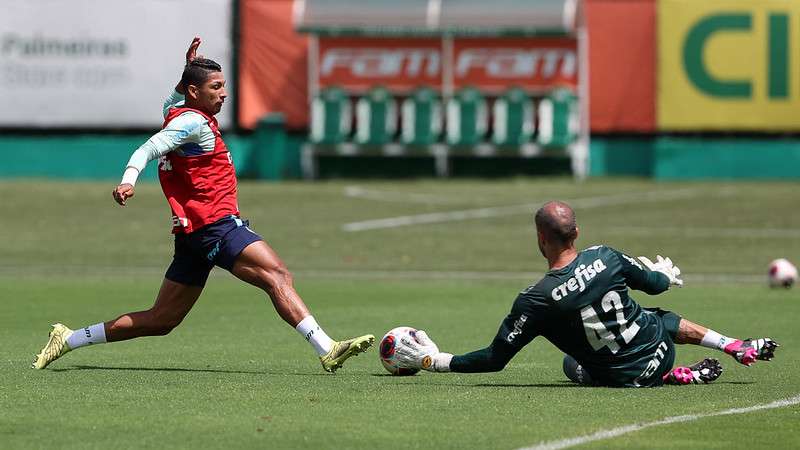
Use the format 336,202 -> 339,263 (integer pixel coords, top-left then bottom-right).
393,331 -> 519,373
396,294 -> 542,373
443,295 -> 540,372
611,249 -> 674,294
449,338 -> 519,373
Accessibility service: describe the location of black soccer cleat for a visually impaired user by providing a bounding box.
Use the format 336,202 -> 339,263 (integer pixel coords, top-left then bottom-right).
688,358 -> 723,384
663,358 -> 723,385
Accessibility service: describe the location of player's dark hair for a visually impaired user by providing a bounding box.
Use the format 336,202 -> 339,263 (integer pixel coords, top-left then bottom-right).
180,58 -> 222,90
535,201 -> 577,245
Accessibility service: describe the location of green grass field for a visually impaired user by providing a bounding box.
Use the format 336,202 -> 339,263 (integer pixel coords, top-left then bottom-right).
1,178 -> 798,449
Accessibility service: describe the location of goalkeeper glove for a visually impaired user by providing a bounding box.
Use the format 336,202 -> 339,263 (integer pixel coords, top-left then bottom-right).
638,255 -> 684,288
394,330 -> 453,372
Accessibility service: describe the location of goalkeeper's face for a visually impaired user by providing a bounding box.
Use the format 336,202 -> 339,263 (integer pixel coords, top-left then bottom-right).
189,71 -> 227,116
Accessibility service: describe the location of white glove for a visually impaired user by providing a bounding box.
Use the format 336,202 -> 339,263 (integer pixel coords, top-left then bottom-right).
638,255 -> 684,288
394,330 -> 453,372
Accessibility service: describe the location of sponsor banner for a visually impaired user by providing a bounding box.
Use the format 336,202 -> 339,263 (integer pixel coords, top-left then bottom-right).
0,0 -> 232,128
452,37 -> 577,92
659,0 -> 800,130
316,37 -> 577,93
317,37 -> 442,92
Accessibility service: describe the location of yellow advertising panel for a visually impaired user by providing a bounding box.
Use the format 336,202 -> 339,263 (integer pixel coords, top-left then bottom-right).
658,0 -> 800,130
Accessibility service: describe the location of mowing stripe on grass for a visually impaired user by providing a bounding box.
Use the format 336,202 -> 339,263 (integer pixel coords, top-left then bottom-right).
296,270 -> 765,285
0,266 -> 766,284
519,394 -> 800,450
603,226 -> 800,239
344,185 -> 461,205
342,189 -> 699,232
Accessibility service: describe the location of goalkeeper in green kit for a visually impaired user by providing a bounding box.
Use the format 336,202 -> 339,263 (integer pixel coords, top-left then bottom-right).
395,201 -> 779,387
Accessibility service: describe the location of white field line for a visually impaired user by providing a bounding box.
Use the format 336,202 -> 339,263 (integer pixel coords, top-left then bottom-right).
342,189 -> 699,232
0,266 -> 767,284
519,394 -> 800,450
343,185 -> 462,205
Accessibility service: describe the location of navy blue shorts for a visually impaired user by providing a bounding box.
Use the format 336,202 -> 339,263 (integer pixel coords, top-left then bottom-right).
165,215 -> 263,287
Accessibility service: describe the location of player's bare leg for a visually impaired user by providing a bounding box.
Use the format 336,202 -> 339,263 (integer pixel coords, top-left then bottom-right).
104,278 -> 203,341
231,241 -> 309,325
675,318 -> 779,367
231,240 -> 373,372
33,279 -> 203,369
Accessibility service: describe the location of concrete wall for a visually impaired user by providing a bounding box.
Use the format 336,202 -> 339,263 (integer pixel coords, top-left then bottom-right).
1,134 -> 798,180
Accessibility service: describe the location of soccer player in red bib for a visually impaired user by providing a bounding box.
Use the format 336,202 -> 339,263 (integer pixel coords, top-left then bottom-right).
33,37 -> 373,372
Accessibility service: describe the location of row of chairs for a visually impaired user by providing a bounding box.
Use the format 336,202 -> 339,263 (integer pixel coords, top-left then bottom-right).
310,86 -> 579,149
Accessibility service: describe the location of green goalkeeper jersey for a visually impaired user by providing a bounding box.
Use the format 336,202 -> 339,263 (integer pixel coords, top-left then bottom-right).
451,245 -> 677,386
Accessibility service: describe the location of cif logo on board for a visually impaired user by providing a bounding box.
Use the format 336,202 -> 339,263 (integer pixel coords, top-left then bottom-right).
683,12 -> 790,99
658,1 -> 799,130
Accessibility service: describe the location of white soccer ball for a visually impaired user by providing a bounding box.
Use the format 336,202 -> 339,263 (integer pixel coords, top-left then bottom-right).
768,258 -> 798,288
379,326 -> 420,376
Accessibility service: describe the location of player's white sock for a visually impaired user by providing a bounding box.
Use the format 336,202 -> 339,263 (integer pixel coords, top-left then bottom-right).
295,316 -> 334,355
65,323 -> 107,350
700,329 -> 736,351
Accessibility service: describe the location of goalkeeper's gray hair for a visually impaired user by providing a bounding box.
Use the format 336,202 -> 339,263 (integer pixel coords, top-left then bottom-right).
534,201 -> 577,245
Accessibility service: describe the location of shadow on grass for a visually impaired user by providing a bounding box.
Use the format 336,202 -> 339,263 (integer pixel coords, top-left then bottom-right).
438,382 -> 591,388
370,375 -> 757,388
472,382 -> 589,388
371,373 -> 419,377
469,381 -> 757,388
50,365 -> 330,376
371,375 -> 587,388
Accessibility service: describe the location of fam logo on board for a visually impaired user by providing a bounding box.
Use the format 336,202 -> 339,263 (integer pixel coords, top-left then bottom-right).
320,48 -> 441,78
319,47 -> 576,79
317,37 -> 578,91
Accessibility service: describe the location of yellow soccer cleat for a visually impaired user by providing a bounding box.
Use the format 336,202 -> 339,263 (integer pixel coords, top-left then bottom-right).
320,334 -> 375,373
32,323 -> 74,369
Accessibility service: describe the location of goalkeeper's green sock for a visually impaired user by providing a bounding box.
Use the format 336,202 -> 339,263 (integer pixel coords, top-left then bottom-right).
65,323 -> 107,349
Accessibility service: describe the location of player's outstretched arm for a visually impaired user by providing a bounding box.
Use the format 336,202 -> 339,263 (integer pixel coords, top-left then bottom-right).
448,338 -> 519,373
164,37 -> 203,115
175,36 -> 202,95
114,37 -> 208,206
394,330 -> 519,373
395,291 -> 542,373
639,255 -> 683,288
115,103 -> 207,205
612,249 -> 678,294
